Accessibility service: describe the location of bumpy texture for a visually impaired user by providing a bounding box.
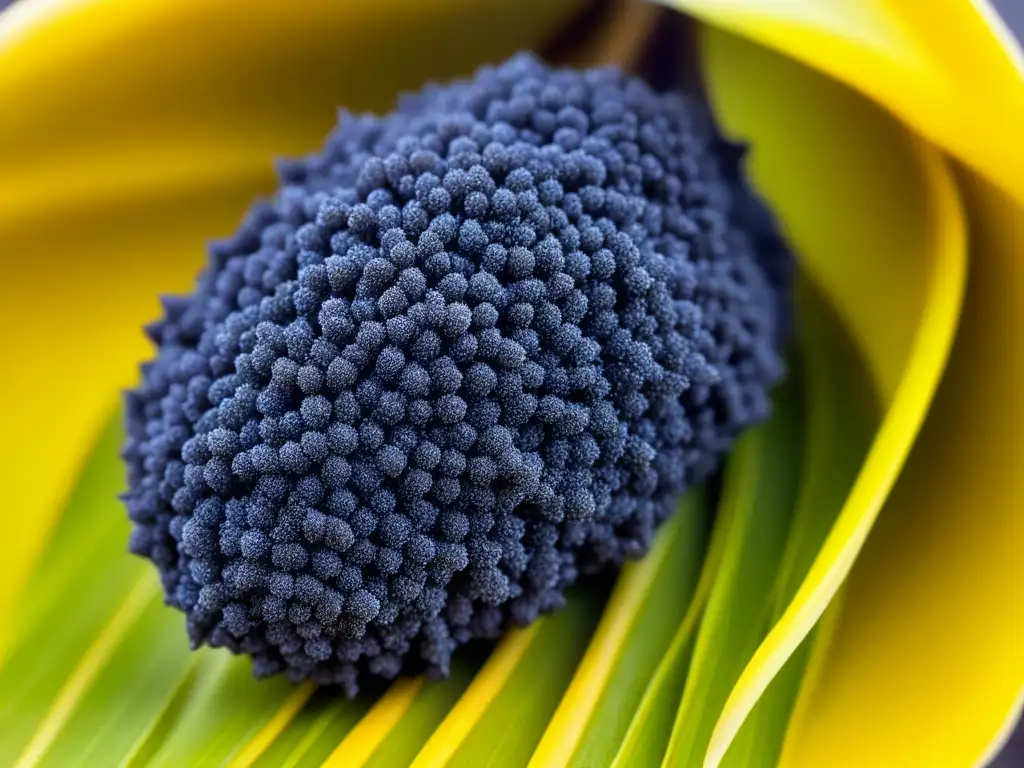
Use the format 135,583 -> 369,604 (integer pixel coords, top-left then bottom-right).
124,54 -> 789,694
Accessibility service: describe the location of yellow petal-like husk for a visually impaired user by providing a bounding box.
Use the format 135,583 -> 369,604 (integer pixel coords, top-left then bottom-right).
662,0 -> 1024,206
699,27 -> 966,767
780,170 -> 1024,768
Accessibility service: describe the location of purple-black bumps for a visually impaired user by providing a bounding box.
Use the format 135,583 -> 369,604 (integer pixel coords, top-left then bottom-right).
123,53 -> 790,695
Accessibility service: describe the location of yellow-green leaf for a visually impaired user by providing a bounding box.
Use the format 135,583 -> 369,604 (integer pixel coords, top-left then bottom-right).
142,652 -> 311,767
28,595 -> 189,768
325,663 -> 475,768
412,590 -> 603,768
664,0 -> 1024,206
608,470 -> 737,768
529,490 -> 710,767
718,283 -> 877,768
663,378 -> 802,767
0,419 -> 148,765
697,28 -> 966,766
121,658 -> 203,768
251,691 -> 372,768
779,169 -> 1024,767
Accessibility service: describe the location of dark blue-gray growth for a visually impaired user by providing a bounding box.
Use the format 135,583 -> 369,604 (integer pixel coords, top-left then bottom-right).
123,54 -> 790,695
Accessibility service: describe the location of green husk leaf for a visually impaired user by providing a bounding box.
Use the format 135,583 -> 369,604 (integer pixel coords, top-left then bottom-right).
142,650 -> 310,767
361,662 -> 476,767
121,657 -> 203,768
33,592 -> 190,768
0,419 -> 151,766
530,490 -> 710,767
662,375 -> 804,767
7,422 -> 130,645
417,588 -> 604,768
251,690 -> 372,768
608,484 -> 737,768
718,283 -> 878,768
